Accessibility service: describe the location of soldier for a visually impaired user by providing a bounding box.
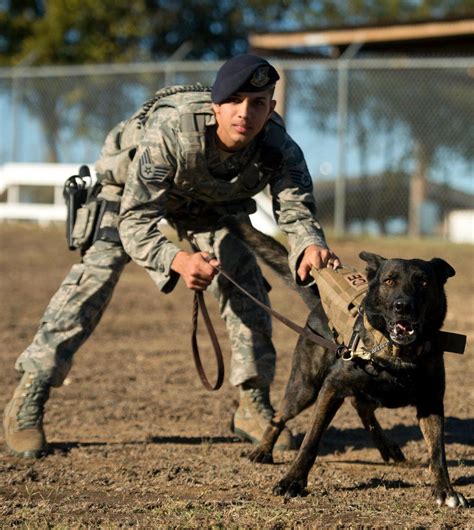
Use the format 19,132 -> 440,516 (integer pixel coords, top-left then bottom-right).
3,54 -> 340,458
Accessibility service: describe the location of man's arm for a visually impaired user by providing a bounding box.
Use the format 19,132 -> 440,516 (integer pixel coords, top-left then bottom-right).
118,111 -> 185,293
296,245 -> 341,282
119,109 -> 221,292
269,131 -> 340,283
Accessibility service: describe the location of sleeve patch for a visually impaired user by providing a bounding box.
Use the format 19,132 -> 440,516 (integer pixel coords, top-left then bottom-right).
289,169 -> 312,190
138,148 -> 170,182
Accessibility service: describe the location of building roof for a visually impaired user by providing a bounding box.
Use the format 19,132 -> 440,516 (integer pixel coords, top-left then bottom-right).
250,17 -> 474,58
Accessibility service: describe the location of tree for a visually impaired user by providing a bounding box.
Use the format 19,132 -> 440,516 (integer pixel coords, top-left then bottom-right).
2,0 -> 473,66
1,0 -> 472,164
302,65 -> 473,235
0,1 -> 44,66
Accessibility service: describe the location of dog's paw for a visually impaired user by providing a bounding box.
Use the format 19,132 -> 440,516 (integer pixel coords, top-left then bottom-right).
379,443 -> 406,463
388,444 -> 406,463
435,490 -> 469,508
273,476 -> 308,498
248,448 -> 274,464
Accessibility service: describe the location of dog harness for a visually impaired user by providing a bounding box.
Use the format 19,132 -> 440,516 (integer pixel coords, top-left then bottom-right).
310,266 -> 466,362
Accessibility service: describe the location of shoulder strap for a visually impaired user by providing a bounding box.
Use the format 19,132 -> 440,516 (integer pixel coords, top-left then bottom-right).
137,84 -> 212,127
180,112 -> 208,134
269,111 -> 286,129
257,117 -> 288,173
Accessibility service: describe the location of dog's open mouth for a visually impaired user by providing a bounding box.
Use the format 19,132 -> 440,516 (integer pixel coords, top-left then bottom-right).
387,320 -> 418,345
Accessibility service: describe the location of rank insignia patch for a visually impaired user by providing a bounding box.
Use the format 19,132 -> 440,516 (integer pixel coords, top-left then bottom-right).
138,148 -> 170,182
290,169 -> 312,190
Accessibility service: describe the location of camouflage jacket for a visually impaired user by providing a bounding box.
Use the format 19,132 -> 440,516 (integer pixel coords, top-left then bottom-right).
96,87 -> 328,292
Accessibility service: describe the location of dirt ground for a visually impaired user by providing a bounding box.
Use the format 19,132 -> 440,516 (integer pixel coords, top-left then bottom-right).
0,222 -> 473,529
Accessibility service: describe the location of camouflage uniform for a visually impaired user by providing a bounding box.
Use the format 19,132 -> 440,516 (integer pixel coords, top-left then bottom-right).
15,87 -> 328,389
15,184 -> 129,387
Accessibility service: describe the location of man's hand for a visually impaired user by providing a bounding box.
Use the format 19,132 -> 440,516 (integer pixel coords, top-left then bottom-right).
171,251 -> 220,291
297,245 -> 341,283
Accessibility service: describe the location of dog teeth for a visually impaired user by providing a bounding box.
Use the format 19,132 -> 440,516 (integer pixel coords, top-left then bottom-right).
394,321 -> 414,334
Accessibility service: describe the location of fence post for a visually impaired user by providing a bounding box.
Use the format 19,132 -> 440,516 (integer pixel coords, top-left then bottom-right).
408,141 -> 429,237
164,42 -> 193,86
334,43 -> 363,236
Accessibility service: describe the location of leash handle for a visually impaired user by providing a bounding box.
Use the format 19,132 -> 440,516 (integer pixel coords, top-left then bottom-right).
192,290 -> 225,391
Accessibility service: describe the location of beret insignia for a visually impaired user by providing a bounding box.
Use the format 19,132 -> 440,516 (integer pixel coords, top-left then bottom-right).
250,66 -> 270,88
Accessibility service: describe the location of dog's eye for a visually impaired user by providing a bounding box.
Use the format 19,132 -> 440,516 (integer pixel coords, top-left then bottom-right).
421,280 -> 428,288
384,278 -> 395,286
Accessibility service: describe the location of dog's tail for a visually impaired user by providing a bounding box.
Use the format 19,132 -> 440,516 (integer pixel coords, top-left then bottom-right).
222,216 -> 318,310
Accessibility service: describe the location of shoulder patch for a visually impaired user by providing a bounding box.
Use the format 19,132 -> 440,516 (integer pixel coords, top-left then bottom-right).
138,148 -> 170,182
289,169 -> 312,190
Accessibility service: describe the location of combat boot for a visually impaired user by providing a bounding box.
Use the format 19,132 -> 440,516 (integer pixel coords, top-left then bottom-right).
3,372 -> 51,458
231,385 -> 293,450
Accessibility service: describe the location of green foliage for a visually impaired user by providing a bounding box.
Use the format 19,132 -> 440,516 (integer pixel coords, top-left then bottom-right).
1,0 -> 472,166
7,0 -> 158,65
0,0 -> 44,65
1,0 -> 472,66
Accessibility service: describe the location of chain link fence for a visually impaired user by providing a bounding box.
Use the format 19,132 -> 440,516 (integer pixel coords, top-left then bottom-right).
0,58 -> 473,237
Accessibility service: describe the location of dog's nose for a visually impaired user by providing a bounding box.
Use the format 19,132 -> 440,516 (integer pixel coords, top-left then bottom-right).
393,299 -> 413,314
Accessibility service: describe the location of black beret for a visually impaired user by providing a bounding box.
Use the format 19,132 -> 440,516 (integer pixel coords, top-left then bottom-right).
211,54 -> 280,104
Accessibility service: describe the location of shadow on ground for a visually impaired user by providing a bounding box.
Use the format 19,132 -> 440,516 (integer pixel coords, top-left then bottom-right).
49,435 -> 241,455
313,416 -> 474,456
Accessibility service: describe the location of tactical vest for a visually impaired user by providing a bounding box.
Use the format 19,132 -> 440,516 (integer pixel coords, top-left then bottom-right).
311,266 -> 466,359
95,85 -> 286,205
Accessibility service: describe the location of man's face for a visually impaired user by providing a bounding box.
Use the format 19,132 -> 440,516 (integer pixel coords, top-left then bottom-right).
212,91 -> 276,151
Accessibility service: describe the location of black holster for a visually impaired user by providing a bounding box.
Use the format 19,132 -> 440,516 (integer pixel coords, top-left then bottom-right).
63,165 -> 104,254
64,166 -> 93,249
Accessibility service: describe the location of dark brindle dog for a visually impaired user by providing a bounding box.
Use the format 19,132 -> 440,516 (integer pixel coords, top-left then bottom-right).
225,219 -> 467,508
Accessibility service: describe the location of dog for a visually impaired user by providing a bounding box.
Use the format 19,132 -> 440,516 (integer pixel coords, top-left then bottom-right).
224,218 -> 467,508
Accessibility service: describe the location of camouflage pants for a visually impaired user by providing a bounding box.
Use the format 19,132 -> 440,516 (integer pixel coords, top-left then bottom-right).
15,240 -> 130,387
16,227 -> 275,389
191,226 -> 275,388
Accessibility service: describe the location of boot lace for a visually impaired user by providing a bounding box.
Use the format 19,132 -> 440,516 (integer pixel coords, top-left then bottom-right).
247,388 -> 274,421
17,376 -> 50,430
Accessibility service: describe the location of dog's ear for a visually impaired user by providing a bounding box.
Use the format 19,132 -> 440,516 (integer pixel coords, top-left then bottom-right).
430,258 -> 456,284
359,252 -> 386,280
359,252 -> 386,269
